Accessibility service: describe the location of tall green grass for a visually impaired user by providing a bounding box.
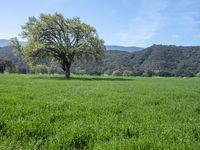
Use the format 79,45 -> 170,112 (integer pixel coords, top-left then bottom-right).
0,74 -> 200,149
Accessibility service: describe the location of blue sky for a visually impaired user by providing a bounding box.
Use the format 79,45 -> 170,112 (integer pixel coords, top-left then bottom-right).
0,0 -> 200,47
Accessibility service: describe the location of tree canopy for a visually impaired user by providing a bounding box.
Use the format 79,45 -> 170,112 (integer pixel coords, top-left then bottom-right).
11,13 -> 105,78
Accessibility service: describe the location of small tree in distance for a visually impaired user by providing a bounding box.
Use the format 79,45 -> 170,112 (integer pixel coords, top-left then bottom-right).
11,13 -> 105,79
112,70 -> 123,76
0,59 -> 15,73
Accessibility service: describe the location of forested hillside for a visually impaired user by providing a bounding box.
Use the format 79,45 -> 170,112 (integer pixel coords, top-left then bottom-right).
1,45 -> 200,76
130,45 -> 200,76
0,46 -> 26,71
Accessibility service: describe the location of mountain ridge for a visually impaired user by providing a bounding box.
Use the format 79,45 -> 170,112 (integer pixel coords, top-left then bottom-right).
0,39 -> 143,52
0,39 -> 26,47
105,45 -> 143,52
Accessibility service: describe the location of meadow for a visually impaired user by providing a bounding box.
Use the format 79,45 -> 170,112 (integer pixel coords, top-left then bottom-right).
0,74 -> 200,149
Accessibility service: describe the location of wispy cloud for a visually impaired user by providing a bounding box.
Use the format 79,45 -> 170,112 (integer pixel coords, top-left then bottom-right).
116,0 -> 200,46
118,0 -> 167,46
165,0 -> 200,38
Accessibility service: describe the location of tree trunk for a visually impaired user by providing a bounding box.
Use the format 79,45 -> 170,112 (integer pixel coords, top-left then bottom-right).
64,68 -> 70,79
0,65 -> 5,74
63,63 -> 71,79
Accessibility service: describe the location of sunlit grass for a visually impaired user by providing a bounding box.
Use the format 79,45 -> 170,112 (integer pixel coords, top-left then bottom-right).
0,74 -> 200,149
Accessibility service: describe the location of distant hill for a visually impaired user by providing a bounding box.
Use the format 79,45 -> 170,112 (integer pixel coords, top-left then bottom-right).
75,44 -> 200,76
0,39 -> 11,47
1,44 -> 200,76
0,46 -> 26,70
106,45 -> 143,52
129,44 -> 200,76
0,39 -> 26,47
0,39 -> 144,52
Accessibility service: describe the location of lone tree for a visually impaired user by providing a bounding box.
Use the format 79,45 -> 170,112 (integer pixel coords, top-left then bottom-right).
11,13 -> 105,78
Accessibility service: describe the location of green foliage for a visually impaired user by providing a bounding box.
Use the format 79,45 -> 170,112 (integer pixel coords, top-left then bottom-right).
10,13 -> 105,78
76,69 -> 87,75
10,37 -> 23,57
29,64 -> 48,74
123,70 -> 132,76
0,74 -> 200,149
112,70 -> 123,76
196,72 -> 200,77
142,71 -> 153,77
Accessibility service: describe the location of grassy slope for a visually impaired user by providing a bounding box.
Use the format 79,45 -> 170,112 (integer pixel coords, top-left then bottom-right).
0,74 -> 200,149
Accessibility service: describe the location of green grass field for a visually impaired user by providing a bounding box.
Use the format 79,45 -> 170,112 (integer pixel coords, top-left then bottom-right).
0,74 -> 200,149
